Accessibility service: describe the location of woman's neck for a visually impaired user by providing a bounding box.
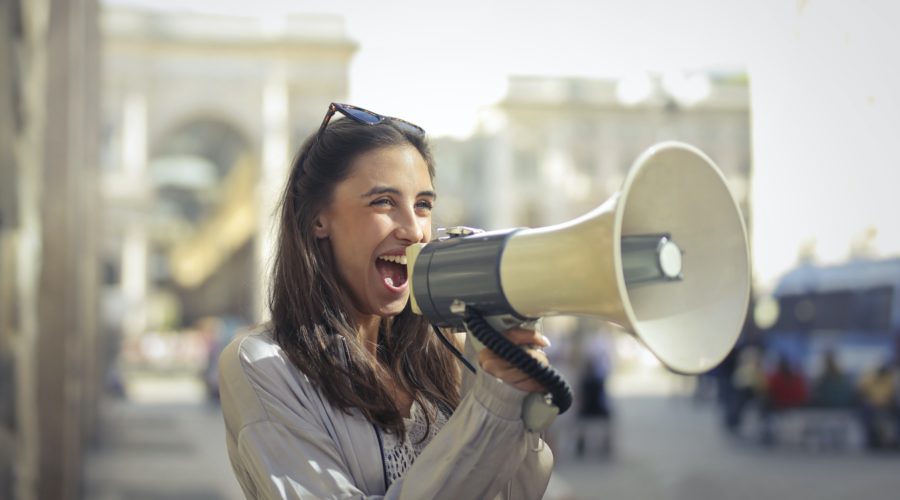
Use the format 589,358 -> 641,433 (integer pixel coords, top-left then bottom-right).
352,311 -> 412,417
355,313 -> 381,355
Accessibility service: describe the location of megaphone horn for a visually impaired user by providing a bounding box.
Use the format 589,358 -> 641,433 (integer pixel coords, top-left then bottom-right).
407,141 -> 750,375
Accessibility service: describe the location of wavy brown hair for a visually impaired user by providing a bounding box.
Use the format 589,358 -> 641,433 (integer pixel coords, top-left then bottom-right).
269,117 -> 461,437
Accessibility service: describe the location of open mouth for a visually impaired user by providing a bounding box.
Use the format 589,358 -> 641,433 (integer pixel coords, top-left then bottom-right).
376,254 -> 408,288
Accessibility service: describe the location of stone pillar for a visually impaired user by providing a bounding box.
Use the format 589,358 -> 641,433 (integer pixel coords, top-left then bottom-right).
485,127 -> 515,229
541,119 -> 572,225
35,0 -> 101,497
256,63 -> 289,322
0,0 -> 101,498
4,0 -> 52,497
120,92 -> 149,339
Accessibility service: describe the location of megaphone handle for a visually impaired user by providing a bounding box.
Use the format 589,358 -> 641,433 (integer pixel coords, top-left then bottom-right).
509,320 -> 562,433
463,309 -> 573,433
467,327 -> 559,432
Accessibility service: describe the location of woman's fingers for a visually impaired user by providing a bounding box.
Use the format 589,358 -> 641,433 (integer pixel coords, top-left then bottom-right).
481,357 -> 544,392
479,351 -> 548,378
502,328 -> 551,348
480,358 -> 532,381
478,332 -> 551,393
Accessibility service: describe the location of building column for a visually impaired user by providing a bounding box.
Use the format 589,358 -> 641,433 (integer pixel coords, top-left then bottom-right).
120,91 -> 149,339
5,0 -> 53,497
0,3 -> 26,498
256,62 -> 289,322
0,0 -> 101,498
34,0 -> 101,498
541,119 -> 572,225
485,127 -> 515,229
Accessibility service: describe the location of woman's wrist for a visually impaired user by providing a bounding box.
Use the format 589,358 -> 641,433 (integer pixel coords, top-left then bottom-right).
473,368 -> 529,421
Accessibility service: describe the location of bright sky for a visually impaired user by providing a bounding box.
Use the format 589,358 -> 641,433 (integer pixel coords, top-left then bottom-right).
336,0 -> 751,138
111,0 -> 754,137
108,0 -> 900,290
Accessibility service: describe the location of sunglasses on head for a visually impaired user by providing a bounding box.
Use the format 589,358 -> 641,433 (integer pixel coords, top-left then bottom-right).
317,102 -> 426,138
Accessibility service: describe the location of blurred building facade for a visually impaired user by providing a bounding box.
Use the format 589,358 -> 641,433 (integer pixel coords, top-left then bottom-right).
1,1 -> 102,499
99,5 -> 357,340
435,73 -> 751,233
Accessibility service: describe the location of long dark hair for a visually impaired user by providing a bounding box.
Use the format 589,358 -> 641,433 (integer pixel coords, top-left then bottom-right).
269,118 -> 461,436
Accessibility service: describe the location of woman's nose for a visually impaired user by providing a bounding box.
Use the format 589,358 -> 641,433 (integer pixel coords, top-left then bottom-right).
395,209 -> 425,243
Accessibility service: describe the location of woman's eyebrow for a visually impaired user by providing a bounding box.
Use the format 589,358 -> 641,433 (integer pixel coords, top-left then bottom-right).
359,186 -> 437,199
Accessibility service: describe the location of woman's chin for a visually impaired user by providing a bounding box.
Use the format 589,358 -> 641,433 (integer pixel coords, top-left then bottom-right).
375,294 -> 410,318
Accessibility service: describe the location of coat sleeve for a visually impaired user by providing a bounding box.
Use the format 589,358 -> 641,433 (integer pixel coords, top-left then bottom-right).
219,333 -> 553,500
219,334 -> 378,499
233,418 -> 366,499
387,369 -> 554,499
383,331 -> 553,499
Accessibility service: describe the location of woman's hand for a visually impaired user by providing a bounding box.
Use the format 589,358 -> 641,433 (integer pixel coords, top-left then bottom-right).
478,327 -> 551,393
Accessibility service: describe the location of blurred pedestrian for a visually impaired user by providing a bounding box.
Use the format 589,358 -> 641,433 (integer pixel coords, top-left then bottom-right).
575,338 -> 613,457
766,354 -> 809,409
857,361 -> 898,449
725,345 -> 766,433
760,354 -> 808,444
810,350 -> 854,408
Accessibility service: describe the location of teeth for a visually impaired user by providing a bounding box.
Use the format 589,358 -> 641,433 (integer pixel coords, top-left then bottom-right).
378,255 -> 408,265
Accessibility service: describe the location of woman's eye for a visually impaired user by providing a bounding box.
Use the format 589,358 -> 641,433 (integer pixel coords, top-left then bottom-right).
415,200 -> 434,211
371,198 -> 394,207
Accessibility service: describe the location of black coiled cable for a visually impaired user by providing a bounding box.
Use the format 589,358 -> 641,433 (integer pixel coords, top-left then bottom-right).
463,307 -> 573,414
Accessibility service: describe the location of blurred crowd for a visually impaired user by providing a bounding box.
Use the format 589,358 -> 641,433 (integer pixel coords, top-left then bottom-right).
715,345 -> 900,450
106,315 -> 250,401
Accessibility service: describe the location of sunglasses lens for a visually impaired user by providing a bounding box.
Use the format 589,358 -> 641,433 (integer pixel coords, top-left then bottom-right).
392,119 -> 426,136
327,103 -> 425,136
341,106 -> 382,125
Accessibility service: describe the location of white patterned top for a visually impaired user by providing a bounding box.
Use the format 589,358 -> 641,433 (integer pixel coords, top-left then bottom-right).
381,400 -> 449,486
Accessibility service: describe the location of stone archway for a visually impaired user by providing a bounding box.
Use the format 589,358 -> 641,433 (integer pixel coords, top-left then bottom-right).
152,118 -> 251,180
147,118 -> 257,327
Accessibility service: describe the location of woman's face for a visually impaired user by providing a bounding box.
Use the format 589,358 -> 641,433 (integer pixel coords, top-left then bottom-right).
315,144 -> 434,320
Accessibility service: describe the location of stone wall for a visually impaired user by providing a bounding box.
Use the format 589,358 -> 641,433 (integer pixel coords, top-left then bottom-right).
0,0 -> 101,498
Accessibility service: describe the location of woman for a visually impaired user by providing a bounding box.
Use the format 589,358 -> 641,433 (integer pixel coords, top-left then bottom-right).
218,103 -> 554,499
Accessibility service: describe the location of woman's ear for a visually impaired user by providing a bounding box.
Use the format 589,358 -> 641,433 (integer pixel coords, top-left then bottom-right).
313,215 -> 329,239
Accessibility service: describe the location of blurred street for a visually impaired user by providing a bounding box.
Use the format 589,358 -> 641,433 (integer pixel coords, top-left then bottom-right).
550,396 -> 900,500
83,372 -> 900,500
83,374 -> 243,500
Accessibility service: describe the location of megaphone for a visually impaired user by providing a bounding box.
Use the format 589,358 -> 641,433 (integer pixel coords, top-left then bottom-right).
406,141 -> 750,426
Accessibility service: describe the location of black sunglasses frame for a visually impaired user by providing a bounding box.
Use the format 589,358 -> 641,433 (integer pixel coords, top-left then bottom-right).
316,102 -> 425,138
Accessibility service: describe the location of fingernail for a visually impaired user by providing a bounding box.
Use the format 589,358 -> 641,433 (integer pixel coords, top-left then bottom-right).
541,335 -> 552,348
